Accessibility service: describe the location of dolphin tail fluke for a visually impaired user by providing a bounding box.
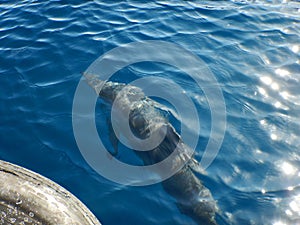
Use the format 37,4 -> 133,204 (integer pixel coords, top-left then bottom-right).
177,202 -> 218,225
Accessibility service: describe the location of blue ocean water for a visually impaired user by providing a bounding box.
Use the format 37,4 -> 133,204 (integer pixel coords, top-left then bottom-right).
1,0 -> 300,224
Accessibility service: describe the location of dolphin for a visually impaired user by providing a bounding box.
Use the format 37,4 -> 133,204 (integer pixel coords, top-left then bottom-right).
83,73 -> 218,225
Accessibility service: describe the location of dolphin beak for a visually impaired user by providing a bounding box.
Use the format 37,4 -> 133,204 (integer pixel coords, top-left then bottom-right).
82,72 -> 98,87
82,72 -> 105,95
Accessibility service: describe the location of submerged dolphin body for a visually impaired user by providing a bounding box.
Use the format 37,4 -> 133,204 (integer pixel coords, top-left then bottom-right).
84,73 -> 218,225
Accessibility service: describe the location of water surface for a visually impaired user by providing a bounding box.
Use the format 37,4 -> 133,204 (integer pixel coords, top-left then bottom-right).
0,1 -> 300,224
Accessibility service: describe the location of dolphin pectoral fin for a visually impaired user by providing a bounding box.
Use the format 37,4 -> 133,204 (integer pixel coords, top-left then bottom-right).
107,118 -> 119,157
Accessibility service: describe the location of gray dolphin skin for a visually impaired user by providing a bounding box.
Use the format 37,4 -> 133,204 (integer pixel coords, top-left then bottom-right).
84,73 -> 218,225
